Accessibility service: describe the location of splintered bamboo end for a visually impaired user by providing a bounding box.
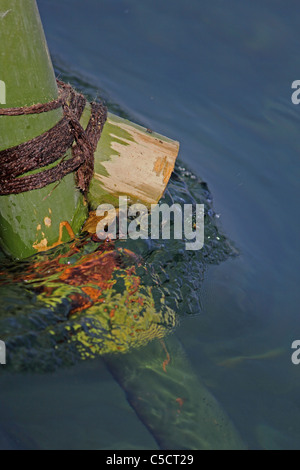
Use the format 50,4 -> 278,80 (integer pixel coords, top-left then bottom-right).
88,113 -> 179,209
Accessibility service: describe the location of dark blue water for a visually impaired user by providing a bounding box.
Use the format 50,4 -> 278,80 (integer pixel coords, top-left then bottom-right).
1,0 -> 300,449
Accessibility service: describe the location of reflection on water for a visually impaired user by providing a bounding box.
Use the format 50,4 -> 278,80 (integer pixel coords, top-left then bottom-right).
0,147 -> 237,448
0,160 -> 234,373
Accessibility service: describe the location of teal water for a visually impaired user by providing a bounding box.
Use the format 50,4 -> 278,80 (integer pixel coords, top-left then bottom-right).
1,0 -> 300,449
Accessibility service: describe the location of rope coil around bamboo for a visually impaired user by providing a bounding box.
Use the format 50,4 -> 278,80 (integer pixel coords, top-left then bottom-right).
0,80 -> 107,195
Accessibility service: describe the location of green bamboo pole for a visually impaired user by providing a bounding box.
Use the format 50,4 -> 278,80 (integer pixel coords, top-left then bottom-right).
0,0 -> 179,260
0,0 -> 88,259
106,336 -> 246,450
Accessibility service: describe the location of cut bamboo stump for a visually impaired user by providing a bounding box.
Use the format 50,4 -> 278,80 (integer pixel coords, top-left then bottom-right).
87,110 -> 179,208
0,0 -> 179,260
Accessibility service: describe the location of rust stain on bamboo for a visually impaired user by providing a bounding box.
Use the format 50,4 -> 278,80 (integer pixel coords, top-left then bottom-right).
33,221 -> 75,252
153,156 -> 174,185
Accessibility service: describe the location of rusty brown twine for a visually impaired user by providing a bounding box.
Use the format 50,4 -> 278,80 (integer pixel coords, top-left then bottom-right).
0,80 -> 107,195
